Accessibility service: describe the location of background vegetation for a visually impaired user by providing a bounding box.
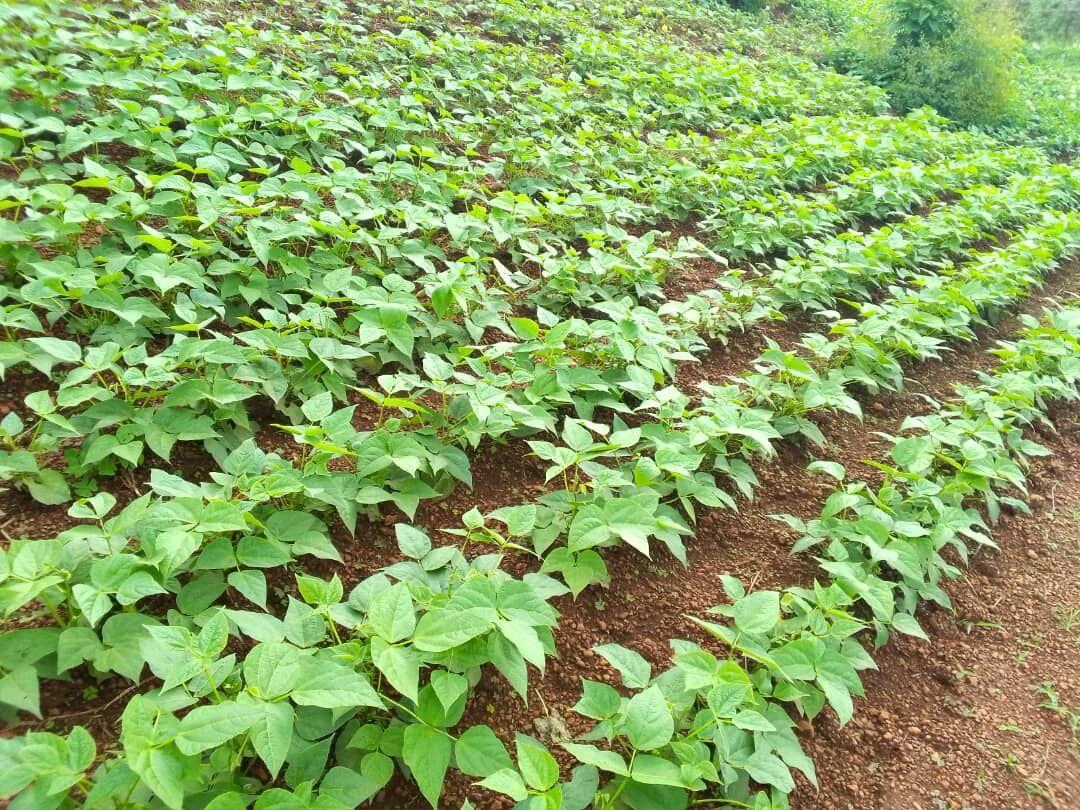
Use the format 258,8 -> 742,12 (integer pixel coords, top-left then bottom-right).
723,0 -> 1080,152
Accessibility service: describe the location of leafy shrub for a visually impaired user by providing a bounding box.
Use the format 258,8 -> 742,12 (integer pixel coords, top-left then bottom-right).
833,0 -> 1020,126
890,0 -> 964,45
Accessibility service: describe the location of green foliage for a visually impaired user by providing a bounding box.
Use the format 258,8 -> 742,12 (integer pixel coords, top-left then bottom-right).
1,0 -> 1079,807
889,0 -> 964,46
0,512 -> 566,808
784,0 -> 872,31
531,303 -> 1080,807
720,0 -> 770,13
1013,0 -> 1080,41
997,43 -> 1080,154
828,0 -> 1020,125
777,0 -> 1078,149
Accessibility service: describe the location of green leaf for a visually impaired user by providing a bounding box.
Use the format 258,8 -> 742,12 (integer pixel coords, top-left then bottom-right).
225,610 -> 286,644
720,575 -> 746,601
403,723 -> 453,808
807,460 -> 845,481
731,709 -> 775,732
817,670 -> 855,726
454,725 -> 512,778
630,754 -> 689,787
562,764 -> 601,810
890,612 -> 928,640
67,725 -> 97,771
476,768 -> 528,802
57,627 -> 103,674
27,337 -> 80,364
249,699 -> 294,778
487,632 -> 528,700
284,736 -> 332,790
623,685 -> 673,751
367,582 -> 416,643
0,666 -> 40,717
892,435 -> 933,471
319,754 -> 394,806
573,679 -> 622,720
604,497 -> 656,555
560,743 -> 629,776
567,507 -> 609,552
128,746 -> 189,810
430,670 -> 469,714
175,701 -> 255,755
545,549 -> 608,596
744,750 -> 794,793
177,572 -> 226,616
27,470 -> 71,505
592,643 -> 651,689
732,591 -> 781,635
395,524 -> 431,559
199,610 -> 231,657
412,607 -> 493,652
515,734 -> 560,791
291,662 -> 384,710
371,639 -> 422,704
205,793 -> 252,810
228,569 -> 267,610
705,681 -> 747,721
0,218 -> 26,243
282,598 -> 327,647
296,573 -> 343,607
301,391 -> 334,422
244,642 -> 302,700
497,619 -> 545,669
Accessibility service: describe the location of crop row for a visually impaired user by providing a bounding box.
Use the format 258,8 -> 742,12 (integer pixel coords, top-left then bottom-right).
3,0 -> 884,155
2,166 -> 1077,524
4,153 -> 1078,511
474,211 -> 1080,595
698,148 -> 1044,260
4,205 -> 1077,805
1,111 -> 1024,323
490,302 -> 1080,809
3,298 -> 1077,809
3,183 -> 1079,782
0,189 -> 1055,516
0,0 -> 1042,334
667,165 -> 1080,339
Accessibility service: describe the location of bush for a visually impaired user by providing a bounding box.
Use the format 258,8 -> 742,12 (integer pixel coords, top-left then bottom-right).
835,0 -> 1020,126
890,0 -> 963,46
888,0 -> 1019,124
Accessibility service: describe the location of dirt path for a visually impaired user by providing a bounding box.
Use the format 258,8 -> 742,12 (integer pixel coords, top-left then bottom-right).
799,405 -> 1080,810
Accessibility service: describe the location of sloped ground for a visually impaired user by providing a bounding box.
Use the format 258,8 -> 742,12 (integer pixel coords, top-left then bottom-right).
2,1 -> 1080,809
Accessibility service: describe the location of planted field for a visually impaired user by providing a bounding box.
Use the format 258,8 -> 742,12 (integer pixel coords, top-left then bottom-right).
1,1 -> 1079,809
